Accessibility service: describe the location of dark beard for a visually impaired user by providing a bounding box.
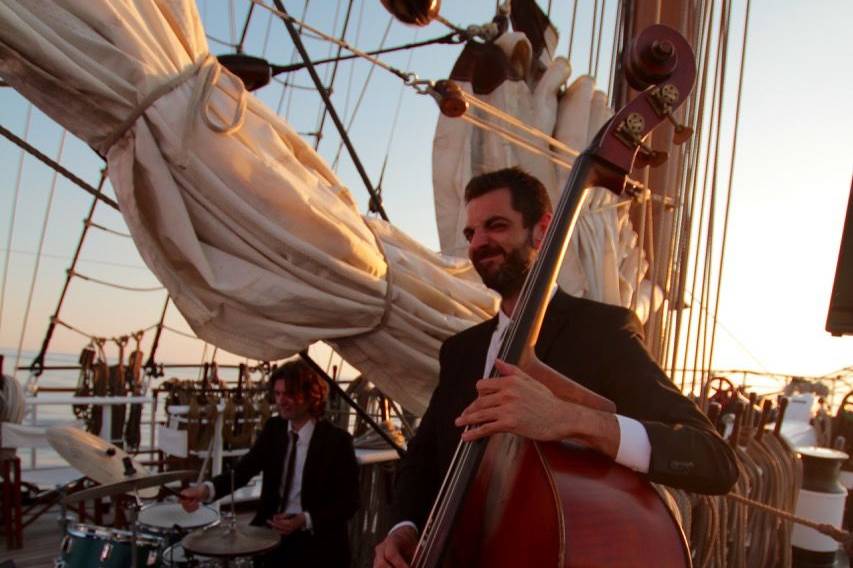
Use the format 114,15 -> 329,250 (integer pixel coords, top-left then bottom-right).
473,244 -> 534,297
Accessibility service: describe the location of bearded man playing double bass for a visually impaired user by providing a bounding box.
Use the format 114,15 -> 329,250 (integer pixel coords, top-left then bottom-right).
374,167 -> 738,568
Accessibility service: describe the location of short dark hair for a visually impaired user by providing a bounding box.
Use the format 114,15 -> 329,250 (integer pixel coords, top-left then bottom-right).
269,360 -> 329,418
463,167 -> 552,228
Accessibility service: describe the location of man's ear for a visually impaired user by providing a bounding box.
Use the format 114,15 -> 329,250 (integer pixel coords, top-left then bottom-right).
532,212 -> 552,248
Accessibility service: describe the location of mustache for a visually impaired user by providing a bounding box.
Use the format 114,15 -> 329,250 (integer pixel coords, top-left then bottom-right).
471,245 -> 505,264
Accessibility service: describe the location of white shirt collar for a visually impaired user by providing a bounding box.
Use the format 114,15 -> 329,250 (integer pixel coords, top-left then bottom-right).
486,285 -> 558,377
290,417 -> 316,442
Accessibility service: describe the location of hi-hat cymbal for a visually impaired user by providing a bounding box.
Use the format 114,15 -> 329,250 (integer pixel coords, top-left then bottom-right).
62,470 -> 196,505
182,523 -> 280,557
48,425 -> 159,499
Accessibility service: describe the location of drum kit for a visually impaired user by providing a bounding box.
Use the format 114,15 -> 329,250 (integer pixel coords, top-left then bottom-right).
47,425 -> 280,567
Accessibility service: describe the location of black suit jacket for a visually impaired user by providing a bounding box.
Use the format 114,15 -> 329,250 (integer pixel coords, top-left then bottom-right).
392,290 -> 738,529
212,417 -> 359,567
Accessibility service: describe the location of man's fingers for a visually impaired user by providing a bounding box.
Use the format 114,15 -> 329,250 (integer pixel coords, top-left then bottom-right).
384,546 -> 409,568
456,406 -> 495,427
461,420 -> 501,441
373,540 -> 410,568
493,358 -> 521,376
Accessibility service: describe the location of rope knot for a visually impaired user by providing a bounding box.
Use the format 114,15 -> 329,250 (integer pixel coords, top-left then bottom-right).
98,54 -> 248,162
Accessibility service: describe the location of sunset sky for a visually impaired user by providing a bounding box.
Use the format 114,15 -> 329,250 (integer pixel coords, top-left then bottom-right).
0,1 -> 850,388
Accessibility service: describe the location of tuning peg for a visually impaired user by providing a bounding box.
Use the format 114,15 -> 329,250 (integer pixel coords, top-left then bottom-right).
666,114 -> 694,145
635,143 -> 668,169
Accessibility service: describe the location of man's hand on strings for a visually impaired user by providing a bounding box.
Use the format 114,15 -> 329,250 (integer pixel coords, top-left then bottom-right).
455,359 -> 620,458
373,525 -> 417,568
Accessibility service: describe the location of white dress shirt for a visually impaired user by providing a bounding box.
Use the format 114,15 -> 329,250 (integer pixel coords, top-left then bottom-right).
204,417 -> 317,531
280,418 -> 315,529
390,290 -> 652,537
483,295 -> 652,475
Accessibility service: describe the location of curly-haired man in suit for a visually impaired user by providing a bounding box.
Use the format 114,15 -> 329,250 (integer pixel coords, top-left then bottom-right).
182,359 -> 359,567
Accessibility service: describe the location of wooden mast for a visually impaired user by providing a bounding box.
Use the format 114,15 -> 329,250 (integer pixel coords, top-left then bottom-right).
613,0 -> 702,366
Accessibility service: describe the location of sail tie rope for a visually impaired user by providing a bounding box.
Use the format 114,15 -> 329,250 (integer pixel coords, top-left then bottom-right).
99,54 -> 248,161
725,491 -> 852,551
344,219 -> 394,339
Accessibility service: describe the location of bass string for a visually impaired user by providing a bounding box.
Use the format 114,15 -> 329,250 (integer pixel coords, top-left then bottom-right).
497,168 -> 579,363
419,167 -> 583,556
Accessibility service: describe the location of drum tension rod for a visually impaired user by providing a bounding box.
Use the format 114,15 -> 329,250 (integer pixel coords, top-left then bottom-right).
122,456 -> 137,476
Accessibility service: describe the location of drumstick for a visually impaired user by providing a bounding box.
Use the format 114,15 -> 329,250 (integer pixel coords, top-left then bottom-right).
196,432 -> 216,485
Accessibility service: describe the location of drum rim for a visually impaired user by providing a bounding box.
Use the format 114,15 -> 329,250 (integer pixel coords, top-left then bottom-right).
63,524 -> 163,550
137,502 -> 220,529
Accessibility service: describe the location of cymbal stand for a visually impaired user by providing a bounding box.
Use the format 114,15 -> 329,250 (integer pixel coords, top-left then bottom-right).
127,493 -> 142,568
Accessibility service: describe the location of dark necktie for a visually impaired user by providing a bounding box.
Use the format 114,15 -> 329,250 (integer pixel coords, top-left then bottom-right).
279,430 -> 298,513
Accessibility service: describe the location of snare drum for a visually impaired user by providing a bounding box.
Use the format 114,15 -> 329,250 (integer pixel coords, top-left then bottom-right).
161,543 -> 214,567
137,502 -> 219,543
161,543 -> 254,567
58,523 -> 161,567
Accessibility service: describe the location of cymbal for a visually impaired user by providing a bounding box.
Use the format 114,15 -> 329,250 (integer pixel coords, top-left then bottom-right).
62,470 -> 196,505
182,523 -> 280,557
47,425 -> 163,499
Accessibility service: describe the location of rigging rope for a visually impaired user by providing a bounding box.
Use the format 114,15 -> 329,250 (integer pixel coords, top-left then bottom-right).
69,270 -> 165,292
460,112 -> 575,171
312,0 -> 353,151
335,0 -> 370,148
665,0 -> 716,387
12,130 -> 67,381
252,0 -> 421,83
275,0 -> 311,120
85,220 -> 132,238
567,0 -> 579,63
695,0 -> 733,404
375,29 -> 419,197
592,0 -> 607,82
461,92 -> 581,158
260,3 -> 275,56
588,0 -> 598,76
0,123 -> 118,210
726,492 -> 850,549
236,1 -> 256,54
30,168 -> 109,375
228,0 -> 237,47
162,324 -> 202,341
678,0 -> 723,395
270,0 -> 389,221
0,103 -> 32,332
605,0 -> 622,106
331,15 -> 394,171
453,91 -> 652,195
707,0 -> 753,389
51,317 -> 158,343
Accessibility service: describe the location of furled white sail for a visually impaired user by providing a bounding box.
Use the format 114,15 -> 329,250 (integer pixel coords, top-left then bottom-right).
431,30 -> 657,315
0,0 -> 498,414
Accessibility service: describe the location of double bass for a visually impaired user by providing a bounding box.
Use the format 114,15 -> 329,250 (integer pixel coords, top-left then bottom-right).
414,25 -> 697,568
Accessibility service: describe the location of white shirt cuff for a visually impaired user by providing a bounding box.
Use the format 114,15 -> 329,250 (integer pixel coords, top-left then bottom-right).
388,520 -> 419,537
202,481 -> 216,503
303,511 -> 313,532
615,415 -> 651,473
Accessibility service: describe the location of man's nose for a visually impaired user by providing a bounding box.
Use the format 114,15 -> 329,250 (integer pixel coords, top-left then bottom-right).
468,229 -> 488,251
